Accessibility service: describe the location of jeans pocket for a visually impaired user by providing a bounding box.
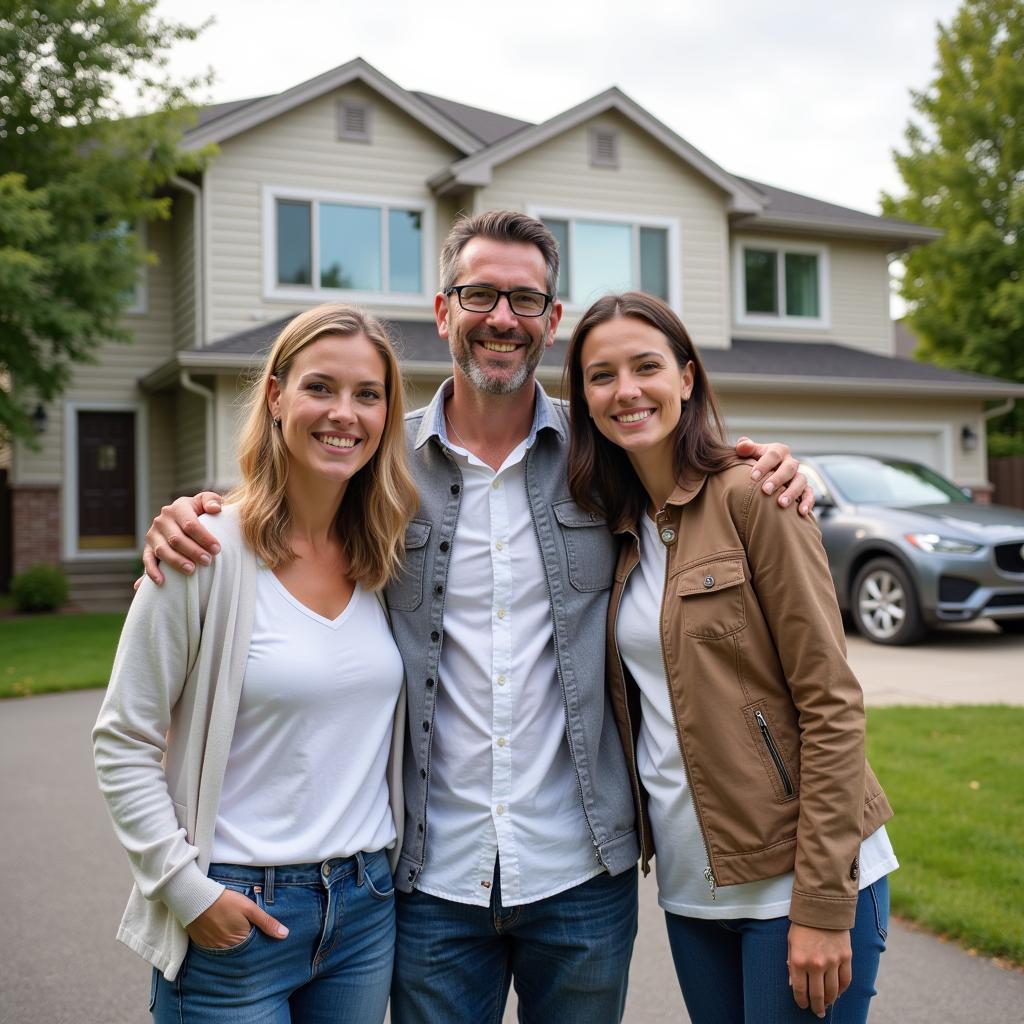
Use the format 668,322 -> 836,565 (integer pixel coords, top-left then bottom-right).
149,967 -> 159,1012
190,882 -> 260,955
363,854 -> 396,901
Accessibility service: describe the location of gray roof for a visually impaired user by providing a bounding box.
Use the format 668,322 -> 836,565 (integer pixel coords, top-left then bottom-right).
182,80 -> 930,243
196,320 -> 1021,397
412,92 -> 531,146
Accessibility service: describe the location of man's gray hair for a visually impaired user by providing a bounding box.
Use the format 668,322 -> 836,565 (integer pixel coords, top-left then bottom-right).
438,210 -> 560,297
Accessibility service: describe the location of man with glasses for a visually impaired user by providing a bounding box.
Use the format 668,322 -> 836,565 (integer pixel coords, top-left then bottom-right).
141,210 -> 810,1023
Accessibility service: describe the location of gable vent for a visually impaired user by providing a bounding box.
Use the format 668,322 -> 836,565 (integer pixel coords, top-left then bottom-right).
338,101 -> 372,143
590,127 -> 619,168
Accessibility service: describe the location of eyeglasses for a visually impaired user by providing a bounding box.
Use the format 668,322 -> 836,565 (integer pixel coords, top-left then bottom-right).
446,284 -> 553,317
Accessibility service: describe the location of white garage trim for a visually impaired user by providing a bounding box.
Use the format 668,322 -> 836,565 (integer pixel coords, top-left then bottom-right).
726,417 -> 954,476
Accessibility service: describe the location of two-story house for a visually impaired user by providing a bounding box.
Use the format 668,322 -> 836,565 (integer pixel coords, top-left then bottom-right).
5,57 -> 1022,602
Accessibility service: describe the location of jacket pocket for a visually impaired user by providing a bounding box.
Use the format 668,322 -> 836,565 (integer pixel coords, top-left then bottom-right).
385,520 -> 432,611
552,499 -> 615,592
676,557 -> 746,638
744,700 -> 799,802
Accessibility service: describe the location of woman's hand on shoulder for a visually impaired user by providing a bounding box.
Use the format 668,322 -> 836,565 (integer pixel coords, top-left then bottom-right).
787,922 -> 852,1019
137,492 -> 225,588
186,886 -> 288,950
734,437 -> 814,516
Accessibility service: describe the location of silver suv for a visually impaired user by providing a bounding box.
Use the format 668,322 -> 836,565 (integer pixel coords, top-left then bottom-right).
799,454 -> 1024,645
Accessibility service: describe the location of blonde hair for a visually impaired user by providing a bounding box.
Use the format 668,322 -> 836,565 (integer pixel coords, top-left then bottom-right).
230,304 -> 417,589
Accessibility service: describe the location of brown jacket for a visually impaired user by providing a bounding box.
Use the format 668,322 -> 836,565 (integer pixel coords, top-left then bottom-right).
606,462 -> 892,930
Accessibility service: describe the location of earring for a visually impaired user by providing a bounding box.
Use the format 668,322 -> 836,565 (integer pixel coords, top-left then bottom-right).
273,417 -> 281,429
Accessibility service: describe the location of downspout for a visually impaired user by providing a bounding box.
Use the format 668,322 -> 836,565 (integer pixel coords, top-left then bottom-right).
982,398 -> 1014,422
179,371 -> 215,489
170,175 -> 204,347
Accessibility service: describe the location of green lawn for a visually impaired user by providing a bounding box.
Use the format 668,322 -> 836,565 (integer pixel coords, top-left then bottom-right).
867,705 -> 1024,965
0,612 -> 125,698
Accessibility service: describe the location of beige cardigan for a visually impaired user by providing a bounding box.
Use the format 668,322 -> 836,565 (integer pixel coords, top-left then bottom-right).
93,506 -> 405,981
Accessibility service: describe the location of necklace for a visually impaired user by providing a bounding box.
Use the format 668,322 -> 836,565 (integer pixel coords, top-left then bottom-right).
444,409 -> 472,451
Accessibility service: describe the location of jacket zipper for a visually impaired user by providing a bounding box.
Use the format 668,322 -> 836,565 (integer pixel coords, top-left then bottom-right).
610,537 -> 649,868
525,454 -> 601,860
654,512 -> 717,901
754,709 -> 795,797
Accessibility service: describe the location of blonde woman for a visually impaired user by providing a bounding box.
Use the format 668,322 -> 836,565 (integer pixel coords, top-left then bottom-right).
94,305 -> 418,1023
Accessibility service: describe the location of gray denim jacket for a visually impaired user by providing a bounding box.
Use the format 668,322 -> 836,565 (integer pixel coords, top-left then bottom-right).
385,381 -> 639,892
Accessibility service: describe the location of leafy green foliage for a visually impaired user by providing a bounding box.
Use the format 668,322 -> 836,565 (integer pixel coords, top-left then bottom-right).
882,0 -> 1024,439
0,1 -> 210,445
10,562 -> 68,611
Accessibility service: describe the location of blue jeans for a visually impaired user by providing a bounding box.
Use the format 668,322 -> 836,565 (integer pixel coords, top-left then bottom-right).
391,864 -> 638,1024
152,851 -> 395,1024
664,877 -> 889,1024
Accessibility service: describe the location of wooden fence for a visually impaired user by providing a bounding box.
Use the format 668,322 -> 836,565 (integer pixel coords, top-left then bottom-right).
988,455 -> 1024,509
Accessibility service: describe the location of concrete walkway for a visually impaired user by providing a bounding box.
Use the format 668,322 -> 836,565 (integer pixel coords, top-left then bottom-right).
2,626 -> 1022,1023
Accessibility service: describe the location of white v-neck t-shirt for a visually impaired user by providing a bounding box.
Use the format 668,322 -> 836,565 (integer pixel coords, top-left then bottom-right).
617,513 -> 897,919
211,567 -> 404,866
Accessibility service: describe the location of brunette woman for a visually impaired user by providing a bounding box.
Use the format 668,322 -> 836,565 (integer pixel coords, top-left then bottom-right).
565,292 -> 897,1023
94,304 -> 418,1023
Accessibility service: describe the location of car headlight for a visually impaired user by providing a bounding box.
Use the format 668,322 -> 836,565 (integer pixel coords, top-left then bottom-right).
905,533 -> 981,554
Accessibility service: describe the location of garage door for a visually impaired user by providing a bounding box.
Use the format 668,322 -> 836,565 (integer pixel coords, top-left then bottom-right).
728,422 -> 951,474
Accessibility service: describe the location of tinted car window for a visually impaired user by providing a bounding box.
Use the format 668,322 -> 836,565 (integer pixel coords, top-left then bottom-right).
817,457 -> 970,506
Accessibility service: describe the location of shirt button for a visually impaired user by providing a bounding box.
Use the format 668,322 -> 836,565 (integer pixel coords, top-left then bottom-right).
660,528 -> 677,545
450,484 -> 460,495
422,721 -> 429,731
434,584 -> 443,594
704,576 -> 715,588
496,804 -> 505,815
497,675 -> 506,686
491,480 -> 500,490
439,541 -> 450,552
495,540 -> 504,551
497,737 -> 506,747
425,678 -> 434,688
497,608 -> 506,619
431,630 -> 440,641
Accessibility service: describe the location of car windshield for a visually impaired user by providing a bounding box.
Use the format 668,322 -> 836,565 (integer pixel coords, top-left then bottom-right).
816,457 -> 970,506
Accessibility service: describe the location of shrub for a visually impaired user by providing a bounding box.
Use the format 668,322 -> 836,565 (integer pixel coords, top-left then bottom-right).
10,564 -> 69,613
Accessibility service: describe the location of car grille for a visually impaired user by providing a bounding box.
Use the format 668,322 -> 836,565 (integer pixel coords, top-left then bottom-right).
984,593 -> 1024,609
939,576 -> 978,602
994,543 -> 1024,574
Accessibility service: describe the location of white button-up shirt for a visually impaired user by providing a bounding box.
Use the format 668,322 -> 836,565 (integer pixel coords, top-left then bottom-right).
414,387 -> 602,907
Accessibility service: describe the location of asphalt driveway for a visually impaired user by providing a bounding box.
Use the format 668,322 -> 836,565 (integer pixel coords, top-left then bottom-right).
1,626 -> 1022,1024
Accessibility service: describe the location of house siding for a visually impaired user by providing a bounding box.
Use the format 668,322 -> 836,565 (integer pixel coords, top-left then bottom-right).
204,81 -> 462,342
172,189 -> 198,350
475,110 -> 732,349
732,233 -> 894,355
175,388 -> 210,493
12,217 -> 176,491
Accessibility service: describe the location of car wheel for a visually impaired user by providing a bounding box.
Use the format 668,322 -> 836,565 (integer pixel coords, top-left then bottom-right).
996,619 -> 1024,635
851,558 -> 926,646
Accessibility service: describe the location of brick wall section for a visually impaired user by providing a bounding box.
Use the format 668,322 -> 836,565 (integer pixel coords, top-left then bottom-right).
12,484 -> 60,574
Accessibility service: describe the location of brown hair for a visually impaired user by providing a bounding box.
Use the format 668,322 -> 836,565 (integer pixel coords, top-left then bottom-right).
230,304 -> 418,589
439,209 -> 560,297
564,292 -> 734,531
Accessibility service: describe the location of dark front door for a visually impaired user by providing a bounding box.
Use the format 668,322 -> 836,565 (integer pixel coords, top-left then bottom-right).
78,411 -> 136,549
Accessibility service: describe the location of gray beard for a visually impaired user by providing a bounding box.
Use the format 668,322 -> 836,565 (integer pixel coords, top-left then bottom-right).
454,337 -> 543,396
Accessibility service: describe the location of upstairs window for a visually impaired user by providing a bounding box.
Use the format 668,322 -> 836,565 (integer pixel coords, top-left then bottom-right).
269,191 -> 425,297
737,242 -> 827,325
539,214 -> 675,307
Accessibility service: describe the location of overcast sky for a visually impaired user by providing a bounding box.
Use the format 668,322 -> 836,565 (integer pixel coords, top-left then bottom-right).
148,0 -> 962,218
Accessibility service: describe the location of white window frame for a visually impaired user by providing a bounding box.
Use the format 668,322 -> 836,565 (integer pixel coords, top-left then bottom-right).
529,206 -> 682,312
262,186 -> 434,305
62,400 -> 149,561
733,237 -> 830,329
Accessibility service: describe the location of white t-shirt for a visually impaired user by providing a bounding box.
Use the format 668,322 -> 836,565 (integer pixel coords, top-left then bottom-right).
211,568 -> 404,865
617,512 -> 897,919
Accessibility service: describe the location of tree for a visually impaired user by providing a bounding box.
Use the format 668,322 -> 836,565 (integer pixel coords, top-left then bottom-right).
882,0 -> 1024,443
0,0 -> 209,446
